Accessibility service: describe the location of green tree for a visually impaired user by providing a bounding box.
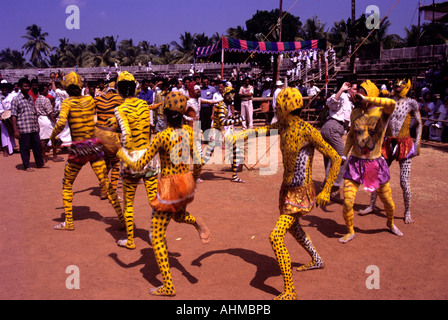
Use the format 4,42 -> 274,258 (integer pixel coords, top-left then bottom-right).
369,17 -> 404,49
226,25 -> 248,39
21,24 -> 51,67
83,36 -> 120,67
245,9 -> 301,42
0,48 -> 31,69
57,41 -> 88,68
171,32 -> 196,64
152,44 -> 179,65
405,22 -> 448,47
298,16 -> 328,41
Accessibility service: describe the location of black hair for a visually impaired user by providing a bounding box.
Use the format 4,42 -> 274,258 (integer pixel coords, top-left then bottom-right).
160,80 -> 169,90
38,83 -> 48,94
164,108 -> 183,128
18,78 -> 31,87
117,80 -> 136,98
169,77 -> 177,86
350,80 -> 361,87
66,84 -> 82,97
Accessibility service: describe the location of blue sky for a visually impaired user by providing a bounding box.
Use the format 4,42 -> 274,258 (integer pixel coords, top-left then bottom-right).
0,0 -> 439,52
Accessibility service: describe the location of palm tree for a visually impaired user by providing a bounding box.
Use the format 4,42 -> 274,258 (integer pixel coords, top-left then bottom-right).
194,33 -> 211,47
138,40 -> 161,65
298,16 -> 328,41
57,42 -> 87,67
405,22 -> 448,47
21,24 -> 51,67
117,39 -> 152,66
227,25 -> 248,40
171,32 -> 196,64
369,17 -> 404,49
0,48 -> 31,69
210,32 -> 222,44
152,44 -> 179,65
83,36 -> 120,67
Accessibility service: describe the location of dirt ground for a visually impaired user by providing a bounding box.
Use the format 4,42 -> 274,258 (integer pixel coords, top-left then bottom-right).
0,136 -> 447,301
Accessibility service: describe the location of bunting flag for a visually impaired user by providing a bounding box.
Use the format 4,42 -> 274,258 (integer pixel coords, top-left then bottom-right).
195,37 -> 327,58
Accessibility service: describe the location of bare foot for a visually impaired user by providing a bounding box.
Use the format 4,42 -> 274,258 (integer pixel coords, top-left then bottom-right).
339,232 -> 355,244
231,176 -> 245,183
117,239 -> 136,250
387,222 -> 403,237
297,259 -> 325,272
404,213 -> 414,224
54,221 -> 75,231
195,217 -> 211,244
149,285 -> 176,297
274,290 -> 298,300
359,206 -> 373,215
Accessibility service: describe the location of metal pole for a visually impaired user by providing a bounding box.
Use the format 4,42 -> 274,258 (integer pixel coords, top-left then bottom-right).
221,36 -> 224,80
432,0 -> 435,87
350,0 -> 357,77
416,1 -> 421,89
352,0 -> 356,21
275,0 -> 283,82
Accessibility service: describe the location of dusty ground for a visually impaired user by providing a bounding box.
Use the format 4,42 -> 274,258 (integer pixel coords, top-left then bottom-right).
0,136 -> 447,301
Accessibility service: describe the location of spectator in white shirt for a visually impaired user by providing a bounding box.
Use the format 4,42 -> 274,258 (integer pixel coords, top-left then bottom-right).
270,80 -> 284,124
307,80 -> 321,97
321,81 -> 358,200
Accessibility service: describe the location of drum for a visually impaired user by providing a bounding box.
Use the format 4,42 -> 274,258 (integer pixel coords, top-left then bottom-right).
1,110 -> 14,136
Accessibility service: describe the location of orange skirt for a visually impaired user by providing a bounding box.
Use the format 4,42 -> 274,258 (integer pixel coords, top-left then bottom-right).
279,182 -> 316,216
151,171 -> 196,213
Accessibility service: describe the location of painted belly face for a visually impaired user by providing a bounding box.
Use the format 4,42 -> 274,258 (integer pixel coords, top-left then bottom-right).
354,114 -> 381,157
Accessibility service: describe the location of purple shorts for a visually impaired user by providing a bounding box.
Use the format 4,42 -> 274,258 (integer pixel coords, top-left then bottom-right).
343,156 -> 390,192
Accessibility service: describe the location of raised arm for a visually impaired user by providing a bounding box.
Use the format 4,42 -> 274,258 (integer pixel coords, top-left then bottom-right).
148,102 -> 163,111
228,121 -> 280,144
361,96 -> 396,115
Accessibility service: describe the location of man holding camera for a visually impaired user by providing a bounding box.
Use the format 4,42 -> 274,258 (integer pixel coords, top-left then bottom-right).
321,81 -> 357,200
